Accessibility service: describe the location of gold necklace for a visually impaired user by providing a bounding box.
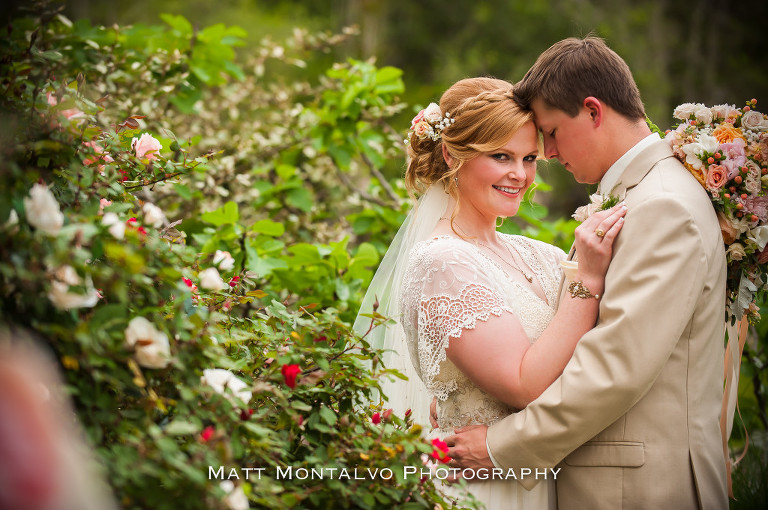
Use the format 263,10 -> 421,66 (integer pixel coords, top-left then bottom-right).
439,217 -> 534,283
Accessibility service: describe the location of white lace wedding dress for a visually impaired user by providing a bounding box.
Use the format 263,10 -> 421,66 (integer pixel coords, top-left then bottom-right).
400,233 -> 565,510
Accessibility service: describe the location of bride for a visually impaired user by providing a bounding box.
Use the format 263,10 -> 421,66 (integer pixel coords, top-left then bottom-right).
355,77 -> 625,509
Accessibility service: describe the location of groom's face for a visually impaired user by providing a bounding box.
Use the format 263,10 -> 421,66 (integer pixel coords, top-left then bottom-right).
531,98 -> 604,184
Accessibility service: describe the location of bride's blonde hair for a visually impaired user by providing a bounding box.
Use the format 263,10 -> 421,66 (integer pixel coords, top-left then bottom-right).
405,77 -> 535,226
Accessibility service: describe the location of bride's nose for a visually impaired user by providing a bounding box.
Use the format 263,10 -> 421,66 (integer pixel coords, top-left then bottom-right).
507,161 -> 527,183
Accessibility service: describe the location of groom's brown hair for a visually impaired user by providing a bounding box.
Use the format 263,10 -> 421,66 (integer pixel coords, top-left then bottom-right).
514,36 -> 645,120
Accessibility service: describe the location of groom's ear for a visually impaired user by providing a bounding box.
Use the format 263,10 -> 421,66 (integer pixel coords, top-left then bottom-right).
583,96 -> 604,128
441,142 -> 454,167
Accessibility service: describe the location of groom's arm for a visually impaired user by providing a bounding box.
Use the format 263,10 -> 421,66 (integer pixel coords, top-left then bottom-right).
484,194 -> 710,487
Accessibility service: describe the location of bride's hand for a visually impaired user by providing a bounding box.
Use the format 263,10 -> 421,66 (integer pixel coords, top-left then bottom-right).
573,203 -> 627,294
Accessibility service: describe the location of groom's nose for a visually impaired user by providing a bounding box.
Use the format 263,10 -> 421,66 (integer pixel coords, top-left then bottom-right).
543,137 -> 558,160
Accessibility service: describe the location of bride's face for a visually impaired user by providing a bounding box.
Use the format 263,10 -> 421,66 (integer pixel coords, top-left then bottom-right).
456,121 -> 538,221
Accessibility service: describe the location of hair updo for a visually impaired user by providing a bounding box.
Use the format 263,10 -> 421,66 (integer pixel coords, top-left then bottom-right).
405,77 -> 535,200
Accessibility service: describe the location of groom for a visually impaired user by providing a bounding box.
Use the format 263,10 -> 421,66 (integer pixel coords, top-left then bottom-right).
445,37 -> 728,509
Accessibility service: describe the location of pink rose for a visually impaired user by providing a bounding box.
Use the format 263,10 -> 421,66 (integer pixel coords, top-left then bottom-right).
132,133 -> 162,160
706,164 -> 728,192
720,139 -> 747,180
82,141 -> 114,171
410,109 -> 425,129
744,196 -> 768,222
46,92 -> 85,122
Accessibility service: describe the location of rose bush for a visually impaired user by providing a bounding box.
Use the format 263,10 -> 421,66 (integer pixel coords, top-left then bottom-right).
0,5 -> 469,509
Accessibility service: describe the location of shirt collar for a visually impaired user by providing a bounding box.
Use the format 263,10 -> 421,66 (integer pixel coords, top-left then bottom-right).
599,133 -> 661,194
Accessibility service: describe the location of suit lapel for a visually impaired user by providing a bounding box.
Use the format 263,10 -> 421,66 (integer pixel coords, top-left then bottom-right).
610,140 -> 676,197
556,140 -> 675,310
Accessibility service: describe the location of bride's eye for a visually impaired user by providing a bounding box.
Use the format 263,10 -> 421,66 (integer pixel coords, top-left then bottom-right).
491,153 -> 508,161
523,155 -> 538,163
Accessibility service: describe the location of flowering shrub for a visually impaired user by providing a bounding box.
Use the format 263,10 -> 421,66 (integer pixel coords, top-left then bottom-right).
0,5 -> 464,509
666,100 -> 768,322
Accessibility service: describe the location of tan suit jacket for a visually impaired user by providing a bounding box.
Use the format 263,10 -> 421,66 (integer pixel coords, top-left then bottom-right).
487,140 -> 728,509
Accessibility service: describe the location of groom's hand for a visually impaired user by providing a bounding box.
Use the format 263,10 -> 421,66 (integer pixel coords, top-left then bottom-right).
444,425 -> 494,471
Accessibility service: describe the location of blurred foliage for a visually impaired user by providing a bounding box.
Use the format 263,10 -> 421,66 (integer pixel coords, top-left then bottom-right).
0,4 -> 476,508
46,0 -> 768,217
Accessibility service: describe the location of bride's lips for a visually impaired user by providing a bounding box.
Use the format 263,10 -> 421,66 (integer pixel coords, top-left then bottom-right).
492,184 -> 523,196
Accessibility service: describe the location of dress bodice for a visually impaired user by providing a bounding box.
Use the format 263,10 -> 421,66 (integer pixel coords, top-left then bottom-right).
400,234 -> 565,430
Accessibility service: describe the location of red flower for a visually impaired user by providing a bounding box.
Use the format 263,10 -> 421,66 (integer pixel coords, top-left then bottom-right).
382,409 -> 393,421
281,364 -> 301,389
239,409 -> 254,421
371,412 -> 381,424
431,438 -> 451,463
200,425 -> 215,443
228,276 -> 240,287
126,217 -> 137,225
313,335 -> 327,343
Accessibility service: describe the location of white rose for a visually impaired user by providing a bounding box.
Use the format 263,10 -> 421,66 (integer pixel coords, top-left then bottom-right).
47,265 -> 100,310
199,267 -> 228,291
726,242 -> 747,261
422,102 -> 443,124
124,317 -> 171,369
220,481 -> 249,510
24,183 -> 64,235
742,110 -> 768,132
748,225 -> 768,251
711,104 -> 738,121
745,160 -> 762,196
698,133 -> 720,153
142,202 -> 165,228
694,105 -> 713,125
673,103 -> 699,120
101,212 -> 125,240
681,143 -> 705,170
201,368 -> 252,403
572,194 -> 605,222
213,250 -> 235,271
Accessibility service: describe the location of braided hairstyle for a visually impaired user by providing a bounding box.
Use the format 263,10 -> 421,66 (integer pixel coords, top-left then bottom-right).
405,77 -> 534,211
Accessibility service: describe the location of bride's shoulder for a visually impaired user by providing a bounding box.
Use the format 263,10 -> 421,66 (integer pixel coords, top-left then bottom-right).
410,235 -> 477,265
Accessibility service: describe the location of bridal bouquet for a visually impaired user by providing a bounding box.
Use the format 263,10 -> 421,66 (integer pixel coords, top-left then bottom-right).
666,99 -> 768,322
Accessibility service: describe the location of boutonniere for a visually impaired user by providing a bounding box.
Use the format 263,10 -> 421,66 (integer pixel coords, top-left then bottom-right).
572,193 -> 622,223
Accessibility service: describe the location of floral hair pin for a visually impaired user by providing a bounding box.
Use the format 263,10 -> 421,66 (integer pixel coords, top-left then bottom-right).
408,102 -> 455,142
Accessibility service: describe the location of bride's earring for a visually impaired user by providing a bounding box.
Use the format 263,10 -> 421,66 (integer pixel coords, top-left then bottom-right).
454,175 -> 458,187
496,217 -> 504,228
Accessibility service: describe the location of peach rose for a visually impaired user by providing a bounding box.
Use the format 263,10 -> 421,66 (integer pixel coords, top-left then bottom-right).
412,121 -> 431,140
712,122 -> 746,144
717,211 -> 739,245
705,164 -> 728,191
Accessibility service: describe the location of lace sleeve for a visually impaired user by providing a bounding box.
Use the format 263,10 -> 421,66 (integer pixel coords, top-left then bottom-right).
404,238 -> 512,400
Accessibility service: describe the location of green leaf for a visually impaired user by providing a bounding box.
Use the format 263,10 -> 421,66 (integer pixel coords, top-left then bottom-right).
285,187 -> 313,212
354,242 -> 379,265
319,405 -> 337,426
164,419 -> 199,436
201,201 -> 239,226
288,243 -> 320,265
160,13 -> 193,36
251,219 -> 285,237
174,183 -> 193,199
